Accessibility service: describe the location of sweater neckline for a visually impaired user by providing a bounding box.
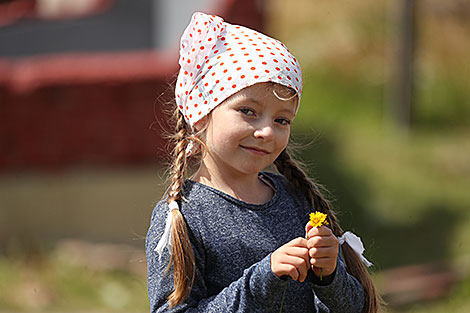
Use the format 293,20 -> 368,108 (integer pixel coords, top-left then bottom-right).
185,171 -> 280,210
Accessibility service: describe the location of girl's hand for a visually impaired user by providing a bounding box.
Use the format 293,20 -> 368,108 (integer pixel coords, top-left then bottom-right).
271,237 -> 310,282
305,223 -> 339,278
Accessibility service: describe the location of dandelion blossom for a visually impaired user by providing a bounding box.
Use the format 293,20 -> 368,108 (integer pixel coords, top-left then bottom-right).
308,211 -> 329,282
309,212 -> 329,228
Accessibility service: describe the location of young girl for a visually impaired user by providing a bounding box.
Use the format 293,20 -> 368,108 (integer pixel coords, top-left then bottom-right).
146,12 -> 380,313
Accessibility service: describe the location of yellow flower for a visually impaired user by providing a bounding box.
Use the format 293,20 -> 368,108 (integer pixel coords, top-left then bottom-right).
309,212 -> 329,228
308,211 -> 329,281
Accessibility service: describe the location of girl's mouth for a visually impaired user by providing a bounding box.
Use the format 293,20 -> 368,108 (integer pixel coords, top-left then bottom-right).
241,145 -> 269,155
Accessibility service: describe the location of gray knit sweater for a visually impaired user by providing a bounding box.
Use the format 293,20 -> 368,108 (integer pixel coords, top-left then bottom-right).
146,172 -> 365,312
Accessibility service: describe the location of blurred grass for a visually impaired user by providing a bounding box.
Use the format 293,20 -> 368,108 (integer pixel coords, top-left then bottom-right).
388,276 -> 470,313
0,252 -> 148,312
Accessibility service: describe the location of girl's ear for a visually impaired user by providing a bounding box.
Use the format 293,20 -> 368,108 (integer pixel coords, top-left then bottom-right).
193,116 -> 208,132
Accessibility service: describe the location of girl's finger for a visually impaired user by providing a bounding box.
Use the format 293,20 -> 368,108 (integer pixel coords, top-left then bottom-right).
305,222 -> 313,236
271,241 -> 309,280
307,235 -> 338,249
277,263 -> 299,280
310,257 -> 336,270
280,263 -> 300,280
280,255 -> 309,282
285,247 -> 310,281
286,237 -> 308,248
308,246 -> 337,258
310,257 -> 337,277
297,260 -> 309,282
286,251 -> 310,282
284,246 -> 309,257
307,225 -> 333,238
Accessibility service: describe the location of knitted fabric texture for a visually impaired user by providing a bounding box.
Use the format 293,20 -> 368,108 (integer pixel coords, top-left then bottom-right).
146,172 -> 366,312
175,12 -> 303,127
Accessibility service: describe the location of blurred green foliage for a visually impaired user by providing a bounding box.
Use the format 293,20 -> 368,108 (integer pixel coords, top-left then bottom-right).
274,2 -> 470,311
276,0 -> 470,270
0,253 -> 148,312
292,63 -> 469,269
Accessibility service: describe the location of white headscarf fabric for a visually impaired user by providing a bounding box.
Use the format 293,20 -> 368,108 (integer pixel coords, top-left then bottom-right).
175,12 -> 303,128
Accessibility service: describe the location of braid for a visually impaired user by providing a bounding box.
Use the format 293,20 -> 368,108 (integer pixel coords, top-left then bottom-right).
274,149 -> 342,235
274,148 -> 382,313
166,109 -> 195,307
168,109 -> 189,201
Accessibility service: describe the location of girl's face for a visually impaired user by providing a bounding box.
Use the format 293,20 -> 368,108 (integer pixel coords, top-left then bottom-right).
196,83 -> 298,179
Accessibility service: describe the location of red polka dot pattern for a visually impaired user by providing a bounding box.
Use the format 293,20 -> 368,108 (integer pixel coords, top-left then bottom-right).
175,12 -> 302,127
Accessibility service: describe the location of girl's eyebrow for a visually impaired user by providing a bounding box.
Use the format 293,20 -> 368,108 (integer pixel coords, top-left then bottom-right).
241,96 -> 295,116
240,95 -> 261,106
278,108 -> 295,116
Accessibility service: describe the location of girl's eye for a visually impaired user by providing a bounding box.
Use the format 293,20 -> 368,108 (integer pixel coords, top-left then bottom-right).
239,108 -> 255,116
275,118 -> 291,126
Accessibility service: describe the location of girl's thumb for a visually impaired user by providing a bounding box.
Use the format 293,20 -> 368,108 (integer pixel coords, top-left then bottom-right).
305,222 -> 313,238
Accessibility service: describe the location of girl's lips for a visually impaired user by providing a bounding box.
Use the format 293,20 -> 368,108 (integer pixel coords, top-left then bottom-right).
241,145 -> 269,155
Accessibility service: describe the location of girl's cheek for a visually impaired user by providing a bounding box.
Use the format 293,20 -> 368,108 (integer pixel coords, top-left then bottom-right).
280,132 -> 290,146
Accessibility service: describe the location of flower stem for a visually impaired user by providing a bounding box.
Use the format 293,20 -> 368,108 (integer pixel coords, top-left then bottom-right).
279,283 -> 287,313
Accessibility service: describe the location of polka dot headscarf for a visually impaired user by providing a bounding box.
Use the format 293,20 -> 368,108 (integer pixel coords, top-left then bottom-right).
175,12 -> 303,127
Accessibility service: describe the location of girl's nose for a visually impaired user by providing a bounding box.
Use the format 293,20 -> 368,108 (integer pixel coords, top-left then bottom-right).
253,123 -> 274,141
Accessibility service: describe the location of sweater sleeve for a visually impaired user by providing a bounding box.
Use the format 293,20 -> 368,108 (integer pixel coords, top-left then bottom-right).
146,205 -> 288,313
308,257 -> 365,313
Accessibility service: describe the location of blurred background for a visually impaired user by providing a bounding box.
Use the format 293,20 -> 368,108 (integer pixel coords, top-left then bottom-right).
0,0 -> 468,312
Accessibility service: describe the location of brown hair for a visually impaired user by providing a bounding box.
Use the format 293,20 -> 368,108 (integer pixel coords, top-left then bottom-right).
274,148 -> 383,313
163,106 -> 199,307
162,83 -> 382,311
